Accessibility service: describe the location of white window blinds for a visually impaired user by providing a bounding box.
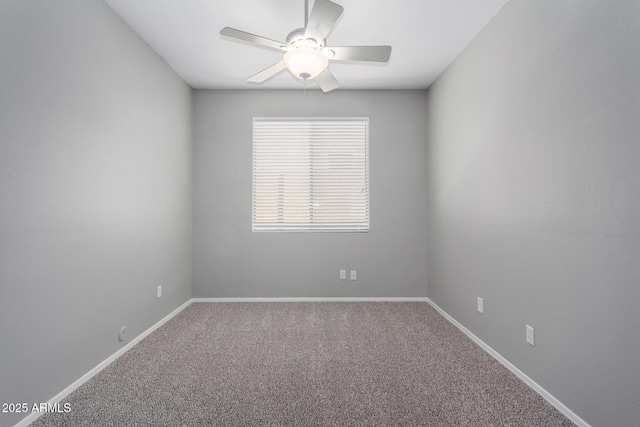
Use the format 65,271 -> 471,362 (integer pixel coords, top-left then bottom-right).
253,118 -> 370,232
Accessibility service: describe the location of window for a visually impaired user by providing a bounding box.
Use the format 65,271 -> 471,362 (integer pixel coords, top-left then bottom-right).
253,118 -> 370,232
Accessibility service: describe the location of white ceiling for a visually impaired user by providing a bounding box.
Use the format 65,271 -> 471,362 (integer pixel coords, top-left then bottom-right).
104,0 -> 510,90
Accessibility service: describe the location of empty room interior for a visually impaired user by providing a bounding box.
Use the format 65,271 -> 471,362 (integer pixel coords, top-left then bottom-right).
1,0 -> 638,426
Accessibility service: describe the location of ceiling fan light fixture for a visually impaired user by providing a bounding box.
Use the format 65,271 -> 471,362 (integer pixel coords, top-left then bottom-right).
283,47 -> 328,80
220,0 -> 391,92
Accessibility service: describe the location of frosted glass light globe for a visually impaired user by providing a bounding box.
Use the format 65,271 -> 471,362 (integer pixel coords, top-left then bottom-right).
283,47 -> 329,80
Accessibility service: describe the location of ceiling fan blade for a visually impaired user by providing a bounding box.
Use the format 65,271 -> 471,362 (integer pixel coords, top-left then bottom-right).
247,61 -> 286,83
220,27 -> 287,52
315,69 -> 340,93
327,46 -> 392,63
304,0 -> 344,43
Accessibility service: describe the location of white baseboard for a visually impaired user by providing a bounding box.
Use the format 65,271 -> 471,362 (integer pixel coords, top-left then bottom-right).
192,297 -> 429,302
425,298 -> 589,427
15,299 -> 192,427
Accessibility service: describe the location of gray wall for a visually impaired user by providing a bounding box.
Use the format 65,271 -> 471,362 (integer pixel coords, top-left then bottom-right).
0,1 -> 192,426
193,90 -> 428,298
426,1 -> 640,426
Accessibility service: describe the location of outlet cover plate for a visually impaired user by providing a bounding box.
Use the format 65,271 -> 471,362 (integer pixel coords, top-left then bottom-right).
526,325 -> 535,346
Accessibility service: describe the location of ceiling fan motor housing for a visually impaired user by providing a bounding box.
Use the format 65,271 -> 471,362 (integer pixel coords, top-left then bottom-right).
286,28 -> 324,48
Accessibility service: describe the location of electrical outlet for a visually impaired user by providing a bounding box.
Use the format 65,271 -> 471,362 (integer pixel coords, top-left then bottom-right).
477,297 -> 484,314
350,270 -> 357,280
339,270 -> 346,280
526,325 -> 535,346
157,285 -> 162,299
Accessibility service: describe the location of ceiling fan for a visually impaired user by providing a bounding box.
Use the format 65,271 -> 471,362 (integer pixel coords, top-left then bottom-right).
220,0 -> 392,92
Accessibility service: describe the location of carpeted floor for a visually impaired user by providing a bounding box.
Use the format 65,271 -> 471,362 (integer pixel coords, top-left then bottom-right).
32,302 -> 574,426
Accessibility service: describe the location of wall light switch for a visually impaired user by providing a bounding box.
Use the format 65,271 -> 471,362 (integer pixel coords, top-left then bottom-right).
350,270 -> 357,280
157,285 -> 162,299
339,270 -> 346,280
477,297 -> 484,314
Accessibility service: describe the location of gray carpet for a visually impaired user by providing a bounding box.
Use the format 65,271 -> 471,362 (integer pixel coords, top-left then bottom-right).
32,302 -> 574,426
